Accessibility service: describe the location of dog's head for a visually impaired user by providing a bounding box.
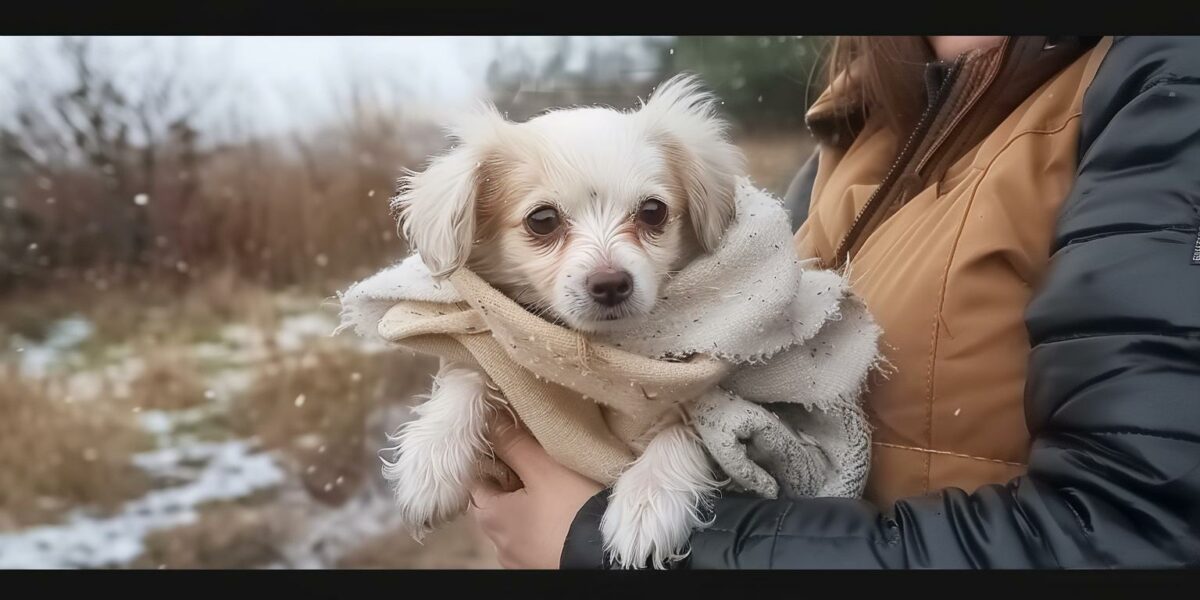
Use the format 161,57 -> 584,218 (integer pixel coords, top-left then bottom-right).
395,74 -> 744,332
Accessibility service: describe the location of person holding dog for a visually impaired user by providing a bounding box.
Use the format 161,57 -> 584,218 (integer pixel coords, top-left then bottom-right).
470,36 -> 1200,569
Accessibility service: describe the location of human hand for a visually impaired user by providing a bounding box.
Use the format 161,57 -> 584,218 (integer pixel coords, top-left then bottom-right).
469,411 -> 604,569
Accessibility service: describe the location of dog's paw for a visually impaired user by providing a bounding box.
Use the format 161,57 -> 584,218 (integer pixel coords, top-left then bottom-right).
381,366 -> 495,539
600,425 -> 718,569
382,434 -> 473,540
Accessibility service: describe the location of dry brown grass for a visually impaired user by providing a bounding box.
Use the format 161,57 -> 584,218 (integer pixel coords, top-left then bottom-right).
125,351 -> 211,411
0,270 -> 280,356
5,113 -> 425,297
152,138 -> 410,293
336,516 -> 499,569
0,368 -> 154,530
127,492 -> 287,569
230,342 -> 436,506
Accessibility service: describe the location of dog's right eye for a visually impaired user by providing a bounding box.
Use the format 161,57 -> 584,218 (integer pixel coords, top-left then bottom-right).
525,207 -> 561,236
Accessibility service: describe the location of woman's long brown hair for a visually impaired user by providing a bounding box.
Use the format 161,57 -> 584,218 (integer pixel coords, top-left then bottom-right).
824,36 -> 935,137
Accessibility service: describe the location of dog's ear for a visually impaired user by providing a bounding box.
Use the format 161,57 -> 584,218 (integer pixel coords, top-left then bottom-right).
394,104 -> 510,278
638,74 -> 745,253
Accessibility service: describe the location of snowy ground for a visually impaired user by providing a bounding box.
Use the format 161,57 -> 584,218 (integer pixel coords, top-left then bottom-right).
0,298 -> 493,569
0,439 -> 285,568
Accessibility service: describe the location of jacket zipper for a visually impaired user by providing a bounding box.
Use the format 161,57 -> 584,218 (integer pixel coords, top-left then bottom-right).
831,58 -> 963,268
914,38 -> 1011,177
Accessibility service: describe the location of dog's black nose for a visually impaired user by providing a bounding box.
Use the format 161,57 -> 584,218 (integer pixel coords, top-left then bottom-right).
587,269 -> 633,307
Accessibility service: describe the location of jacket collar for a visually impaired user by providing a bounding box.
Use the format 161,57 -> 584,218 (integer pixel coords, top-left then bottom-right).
805,36 -> 1098,151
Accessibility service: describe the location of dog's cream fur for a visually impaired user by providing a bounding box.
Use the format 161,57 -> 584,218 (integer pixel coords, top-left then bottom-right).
384,75 -> 744,568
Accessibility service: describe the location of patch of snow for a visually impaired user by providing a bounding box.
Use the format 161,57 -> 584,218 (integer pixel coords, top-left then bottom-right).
275,313 -> 338,352
137,411 -> 174,437
136,404 -> 228,446
205,367 -> 257,397
14,316 -> 94,378
0,440 -> 284,568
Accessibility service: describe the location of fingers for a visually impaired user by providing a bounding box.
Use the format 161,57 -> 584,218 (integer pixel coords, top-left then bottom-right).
469,475 -> 530,527
487,410 -> 555,486
469,473 -> 506,511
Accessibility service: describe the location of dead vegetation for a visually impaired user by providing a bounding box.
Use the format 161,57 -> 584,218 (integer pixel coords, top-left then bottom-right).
0,368 -> 153,530
230,340 -> 436,507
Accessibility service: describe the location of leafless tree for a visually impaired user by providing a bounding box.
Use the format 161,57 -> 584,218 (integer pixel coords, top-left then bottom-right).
0,37 -> 219,281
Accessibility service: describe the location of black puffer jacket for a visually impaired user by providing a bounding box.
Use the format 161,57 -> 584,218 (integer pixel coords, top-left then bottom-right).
561,36 -> 1200,569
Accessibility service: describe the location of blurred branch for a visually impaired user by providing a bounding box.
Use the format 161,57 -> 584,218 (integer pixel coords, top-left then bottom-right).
0,36 -> 221,279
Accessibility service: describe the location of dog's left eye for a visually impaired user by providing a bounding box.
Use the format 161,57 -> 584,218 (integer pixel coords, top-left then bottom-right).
637,198 -> 668,228
525,206 -> 562,236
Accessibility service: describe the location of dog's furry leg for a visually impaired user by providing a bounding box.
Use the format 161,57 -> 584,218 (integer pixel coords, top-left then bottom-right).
600,422 -> 721,569
381,362 -> 494,540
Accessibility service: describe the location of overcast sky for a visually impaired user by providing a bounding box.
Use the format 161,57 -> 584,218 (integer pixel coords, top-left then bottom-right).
0,36 -> 663,137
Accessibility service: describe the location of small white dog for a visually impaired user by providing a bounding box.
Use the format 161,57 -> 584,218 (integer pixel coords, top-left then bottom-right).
386,74 -> 744,568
